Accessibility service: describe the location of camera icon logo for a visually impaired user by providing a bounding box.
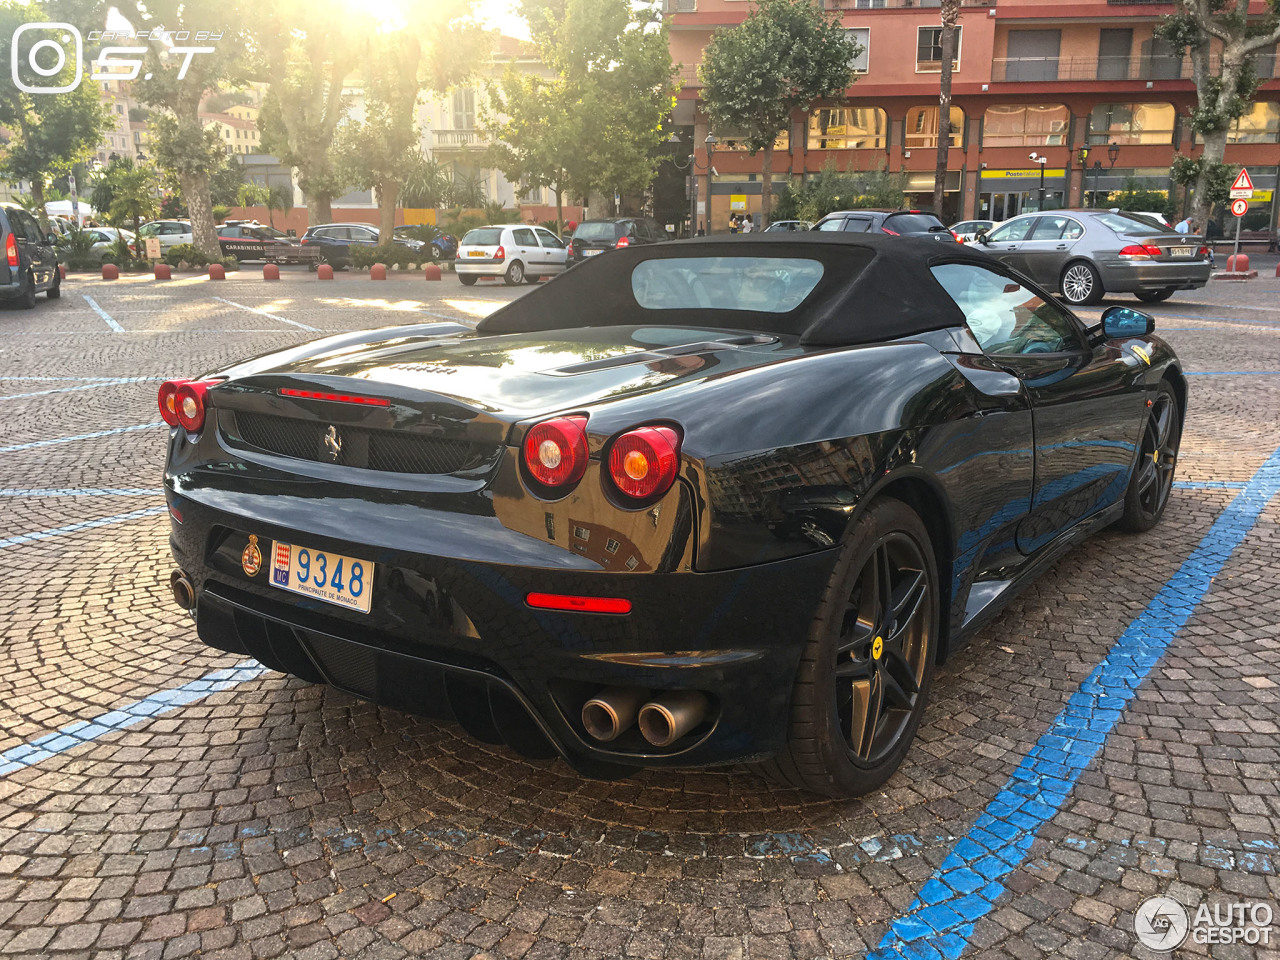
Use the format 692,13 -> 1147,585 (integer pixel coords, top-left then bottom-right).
11,22 -> 83,94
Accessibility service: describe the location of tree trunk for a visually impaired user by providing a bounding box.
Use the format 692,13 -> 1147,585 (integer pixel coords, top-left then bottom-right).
933,1 -> 959,218
308,194 -> 333,226
378,180 -> 398,239
184,171 -> 221,261
30,179 -> 48,229
760,143 -> 774,229
1193,125 -> 1229,228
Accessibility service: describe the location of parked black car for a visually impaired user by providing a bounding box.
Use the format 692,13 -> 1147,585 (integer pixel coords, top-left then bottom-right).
161,234 -> 1183,796
568,217 -> 670,264
298,222 -> 383,268
813,209 -> 958,242
0,203 -> 60,308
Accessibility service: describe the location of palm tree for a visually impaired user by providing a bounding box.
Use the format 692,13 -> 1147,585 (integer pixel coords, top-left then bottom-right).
931,0 -> 961,221
102,158 -> 160,240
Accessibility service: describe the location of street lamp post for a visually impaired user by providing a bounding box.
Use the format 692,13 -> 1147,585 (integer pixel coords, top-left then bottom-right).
669,133 -> 718,237
1029,152 -> 1048,211
1076,146 -> 1089,206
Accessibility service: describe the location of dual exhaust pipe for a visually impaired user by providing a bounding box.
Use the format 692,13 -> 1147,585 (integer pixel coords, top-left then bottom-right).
581,687 -> 709,747
170,571 -> 195,610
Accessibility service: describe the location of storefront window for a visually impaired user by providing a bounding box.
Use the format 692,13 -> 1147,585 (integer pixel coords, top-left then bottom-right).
711,129 -> 789,152
982,104 -> 1069,148
1192,101 -> 1280,144
1087,102 -> 1175,145
905,105 -> 964,149
808,107 -> 888,150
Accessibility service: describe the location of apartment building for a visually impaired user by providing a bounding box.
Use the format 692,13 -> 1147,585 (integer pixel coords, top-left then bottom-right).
666,0 -> 1280,229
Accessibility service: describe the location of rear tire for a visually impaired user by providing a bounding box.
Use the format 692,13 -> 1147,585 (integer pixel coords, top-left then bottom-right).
504,261 -> 525,286
46,267 -> 61,299
524,274 -> 541,285
18,271 -> 37,309
1135,289 -> 1174,303
1060,260 -> 1103,306
764,497 -> 938,797
459,274 -> 478,286
1117,380 -> 1180,532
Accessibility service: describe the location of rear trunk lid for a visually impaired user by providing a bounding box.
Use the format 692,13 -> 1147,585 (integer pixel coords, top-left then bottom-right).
457,227 -> 505,263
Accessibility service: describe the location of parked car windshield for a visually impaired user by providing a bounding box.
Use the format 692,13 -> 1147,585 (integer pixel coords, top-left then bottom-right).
574,222 -> 620,241
461,228 -> 504,246
631,257 -> 824,313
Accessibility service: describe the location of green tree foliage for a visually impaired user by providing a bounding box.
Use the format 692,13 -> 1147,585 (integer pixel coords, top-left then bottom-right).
699,0 -> 858,226
267,184 -> 294,229
0,5 -> 111,226
124,0 -> 252,259
333,2 -> 483,238
1106,176 -> 1177,219
209,161 -> 246,208
401,153 -> 454,209
772,161 -> 907,223
99,158 -> 160,236
252,0 -> 367,225
1158,1 -> 1280,224
484,0 -> 677,227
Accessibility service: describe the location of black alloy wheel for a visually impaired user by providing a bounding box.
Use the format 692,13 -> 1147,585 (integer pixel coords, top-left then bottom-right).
1118,381 -> 1180,532
765,497 -> 938,796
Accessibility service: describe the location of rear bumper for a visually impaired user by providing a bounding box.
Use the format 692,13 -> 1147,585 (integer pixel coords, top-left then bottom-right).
167,487 -> 834,770
1098,259 -> 1212,292
455,260 -> 510,277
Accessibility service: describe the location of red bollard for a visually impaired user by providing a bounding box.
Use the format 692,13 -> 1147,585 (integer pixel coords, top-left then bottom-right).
263,263 -> 280,281
1226,253 -> 1250,272
154,263 -> 171,281
208,263 -> 225,280
423,263 -> 442,282
58,264 -> 68,280
370,263 -> 387,281
317,263 -> 334,280
101,263 -> 119,280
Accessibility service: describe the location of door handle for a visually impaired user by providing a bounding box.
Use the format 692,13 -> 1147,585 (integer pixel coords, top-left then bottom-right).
1056,244 -> 1068,250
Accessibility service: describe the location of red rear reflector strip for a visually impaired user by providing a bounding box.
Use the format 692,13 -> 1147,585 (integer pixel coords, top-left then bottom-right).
279,388 -> 390,407
526,593 -> 632,615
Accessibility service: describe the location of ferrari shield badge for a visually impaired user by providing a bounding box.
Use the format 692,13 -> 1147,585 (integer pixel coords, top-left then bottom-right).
241,534 -> 263,577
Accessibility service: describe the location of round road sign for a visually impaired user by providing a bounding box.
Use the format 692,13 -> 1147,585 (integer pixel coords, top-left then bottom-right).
1231,197 -> 1249,217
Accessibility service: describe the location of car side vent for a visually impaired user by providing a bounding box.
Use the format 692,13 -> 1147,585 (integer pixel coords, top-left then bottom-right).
546,335 -> 779,376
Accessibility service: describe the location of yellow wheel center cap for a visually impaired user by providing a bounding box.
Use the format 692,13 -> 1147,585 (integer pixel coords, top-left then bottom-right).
872,636 -> 884,660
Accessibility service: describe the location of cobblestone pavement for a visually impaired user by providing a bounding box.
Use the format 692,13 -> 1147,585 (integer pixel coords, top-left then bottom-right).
0,266 -> 1277,960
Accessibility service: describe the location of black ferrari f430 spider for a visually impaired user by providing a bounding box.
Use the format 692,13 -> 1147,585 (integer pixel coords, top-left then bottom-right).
161,234 -> 1184,795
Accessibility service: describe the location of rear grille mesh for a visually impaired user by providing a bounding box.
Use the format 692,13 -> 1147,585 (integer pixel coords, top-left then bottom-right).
226,411 -> 491,475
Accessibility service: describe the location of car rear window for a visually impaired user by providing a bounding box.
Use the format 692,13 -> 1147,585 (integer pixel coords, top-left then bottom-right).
883,213 -> 946,234
574,222 -> 620,241
462,228 -> 503,246
1095,211 -> 1174,235
631,257 -> 824,313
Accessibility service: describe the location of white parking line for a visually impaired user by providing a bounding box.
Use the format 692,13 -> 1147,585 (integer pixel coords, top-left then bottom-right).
211,296 -> 319,331
83,294 -> 124,333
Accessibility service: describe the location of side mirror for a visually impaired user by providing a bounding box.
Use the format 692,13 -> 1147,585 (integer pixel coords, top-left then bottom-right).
1101,305 -> 1154,339
977,232 -> 991,245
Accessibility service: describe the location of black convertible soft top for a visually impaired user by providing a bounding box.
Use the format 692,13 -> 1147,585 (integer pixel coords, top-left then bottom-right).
476,233 -> 999,347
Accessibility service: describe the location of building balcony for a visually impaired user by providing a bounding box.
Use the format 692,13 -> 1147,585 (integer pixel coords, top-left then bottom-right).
432,129 -> 483,149
991,51 -> 1274,83
662,0 -> 695,11
822,0 -> 993,7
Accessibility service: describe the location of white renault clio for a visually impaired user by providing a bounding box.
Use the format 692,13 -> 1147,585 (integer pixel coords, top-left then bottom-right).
455,224 -> 568,286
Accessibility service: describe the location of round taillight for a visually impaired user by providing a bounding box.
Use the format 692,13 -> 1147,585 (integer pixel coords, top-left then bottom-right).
607,426 -> 681,502
174,381 -> 212,433
158,378 -> 191,426
523,416 -> 588,489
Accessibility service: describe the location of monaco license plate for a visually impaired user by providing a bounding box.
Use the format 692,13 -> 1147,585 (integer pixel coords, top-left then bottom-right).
270,541 -> 373,614
1170,246 -> 1194,257
467,250 -> 487,257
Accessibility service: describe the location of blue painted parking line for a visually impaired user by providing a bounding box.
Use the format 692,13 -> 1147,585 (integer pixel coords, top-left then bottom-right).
0,422 -> 163,453
0,487 -> 163,497
1173,480 -> 1247,490
1185,371 -> 1280,376
0,377 -> 166,401
0,506 -> 167,551
0,664 -> 268,777
870,442 -> 1280,960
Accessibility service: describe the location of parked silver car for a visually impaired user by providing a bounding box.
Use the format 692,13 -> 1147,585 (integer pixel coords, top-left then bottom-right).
975,209 -> 1210,305
455,224 -> 568,285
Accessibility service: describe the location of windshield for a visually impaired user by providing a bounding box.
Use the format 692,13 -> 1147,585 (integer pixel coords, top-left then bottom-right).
461,228 -> 503,246
631,257 -> 824,313
574,222 -> 620,241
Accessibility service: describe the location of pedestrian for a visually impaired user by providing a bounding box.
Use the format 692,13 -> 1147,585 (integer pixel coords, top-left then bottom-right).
1174,215 -> 1193,234
729,216 -> 738,234
742,216 -> 753,234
